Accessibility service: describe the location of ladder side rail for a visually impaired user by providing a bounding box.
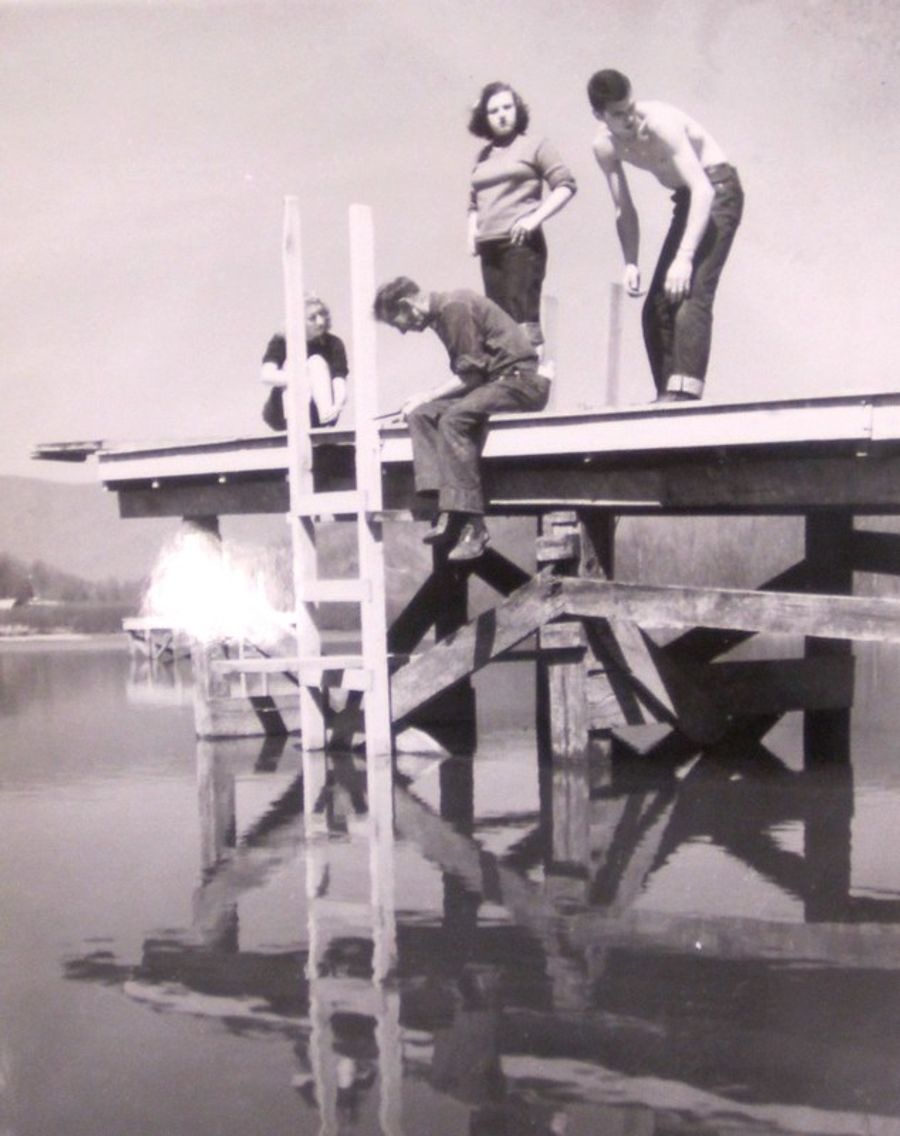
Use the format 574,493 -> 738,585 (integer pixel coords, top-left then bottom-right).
349,203 -> 393,758
283,196 -> 326,750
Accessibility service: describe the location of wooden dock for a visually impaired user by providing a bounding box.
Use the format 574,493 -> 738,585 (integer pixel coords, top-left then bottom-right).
34,387 -> 900,761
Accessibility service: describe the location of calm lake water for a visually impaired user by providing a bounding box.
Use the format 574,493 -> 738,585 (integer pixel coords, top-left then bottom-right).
1,637 -> 900,1135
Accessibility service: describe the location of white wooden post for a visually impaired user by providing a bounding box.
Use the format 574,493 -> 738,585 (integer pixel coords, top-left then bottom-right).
606,281 -> 623,406
282,196 -> 326,750
349,203 -> 393,759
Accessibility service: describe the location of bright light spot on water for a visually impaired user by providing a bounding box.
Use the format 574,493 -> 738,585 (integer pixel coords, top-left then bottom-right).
141,525 -> 291,649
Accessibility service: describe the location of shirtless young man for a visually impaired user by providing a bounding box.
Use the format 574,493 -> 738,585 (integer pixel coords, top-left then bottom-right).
587,69 -> 743,401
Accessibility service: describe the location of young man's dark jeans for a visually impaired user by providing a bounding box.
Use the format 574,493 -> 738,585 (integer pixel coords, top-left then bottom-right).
643,163 -> 744,394
478,229 -> 547,347
406,370 -> 550,515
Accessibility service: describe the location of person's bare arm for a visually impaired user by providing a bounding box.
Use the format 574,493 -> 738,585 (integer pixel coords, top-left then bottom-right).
592,134 -> 642,296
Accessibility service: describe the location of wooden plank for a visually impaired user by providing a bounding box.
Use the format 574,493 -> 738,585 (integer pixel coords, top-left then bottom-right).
292,489 -> 367,517
378,393 -> 885,463
485,450 -> 900,513
561,578 -> 900,643
91,390 -> 899,478
804,510 -> 854,768
545,656 -> 589,756
391,574 -> 566,722
665,561 -> 811,664
350,203 -> 393,758
110,446 -> 900,517
32,440 -> 104,462
117,478 -> 289,519
97,446 -> 291,482
283,196 -> 324,750
212,654 -> 364,674
586,619 -> 729,745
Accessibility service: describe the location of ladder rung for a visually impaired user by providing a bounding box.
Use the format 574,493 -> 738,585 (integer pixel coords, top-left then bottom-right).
311,898 -> 374,919
298,664 -> 370,692
296,578 -> 370,603
293,489 -> 367,517
212,653 -> 363,672
212,654 -> 371,691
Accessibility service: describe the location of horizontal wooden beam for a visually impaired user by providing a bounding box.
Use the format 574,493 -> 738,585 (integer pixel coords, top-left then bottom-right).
561,578 -> 900,643
111,448 -> 900,518
117,478 -> 289,518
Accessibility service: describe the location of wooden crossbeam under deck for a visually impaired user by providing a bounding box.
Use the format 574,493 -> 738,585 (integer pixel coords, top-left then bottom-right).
390,573 -> 567,722
561,578 -> 900,643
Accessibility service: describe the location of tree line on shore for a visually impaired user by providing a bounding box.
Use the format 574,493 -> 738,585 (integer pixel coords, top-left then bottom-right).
0,551 -> 143,607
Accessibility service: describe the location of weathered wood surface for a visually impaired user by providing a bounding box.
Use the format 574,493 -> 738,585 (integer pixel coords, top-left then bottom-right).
390,573 -> 566,722
561,578 -> 900,643
39,391 -> 900,516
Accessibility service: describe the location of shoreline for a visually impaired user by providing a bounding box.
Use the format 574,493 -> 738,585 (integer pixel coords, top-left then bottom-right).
0,631 -> 130,649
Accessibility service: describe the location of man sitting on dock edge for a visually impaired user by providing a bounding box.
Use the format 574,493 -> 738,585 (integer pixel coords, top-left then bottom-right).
373,276 -> 550,562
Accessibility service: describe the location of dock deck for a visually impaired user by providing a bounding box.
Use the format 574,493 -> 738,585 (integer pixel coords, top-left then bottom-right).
37,389 -> 900,519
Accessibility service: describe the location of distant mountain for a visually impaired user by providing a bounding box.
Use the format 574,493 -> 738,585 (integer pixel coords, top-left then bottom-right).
0,475 -> 174,582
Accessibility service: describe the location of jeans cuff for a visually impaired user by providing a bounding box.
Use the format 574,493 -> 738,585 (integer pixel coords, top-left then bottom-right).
439,488 -> 484,514
665,374 -> 705,398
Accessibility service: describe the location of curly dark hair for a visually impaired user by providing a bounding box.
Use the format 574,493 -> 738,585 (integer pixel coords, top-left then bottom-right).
587,69 -> 632,114
372,276 -> 420,322
468,81 -> 530,140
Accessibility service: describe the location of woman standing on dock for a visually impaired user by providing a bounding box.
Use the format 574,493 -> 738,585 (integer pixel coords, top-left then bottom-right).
260,293 -> 348,431
467,82 -> 576,361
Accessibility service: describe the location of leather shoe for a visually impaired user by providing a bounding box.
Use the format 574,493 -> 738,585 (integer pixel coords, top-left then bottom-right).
447,520 -> 490,562
422,512 -> 457,545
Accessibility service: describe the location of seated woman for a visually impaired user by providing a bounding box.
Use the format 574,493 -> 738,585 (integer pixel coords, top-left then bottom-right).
467,81 -> 576,358
260,293 -> 349,431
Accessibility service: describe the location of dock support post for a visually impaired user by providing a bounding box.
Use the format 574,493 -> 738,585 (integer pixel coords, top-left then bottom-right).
803,510 -> 853,767
349,203 -> 394,761
282,196 -> 325,752
537,510 -> 616,759
802,509 -> 854,918
424,552 -> 477,751
605,282 -> 623,406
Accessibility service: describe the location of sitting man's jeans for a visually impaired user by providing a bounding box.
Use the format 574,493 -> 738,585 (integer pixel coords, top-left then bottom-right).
406,369 -> 550,515
643,163 -> 744,395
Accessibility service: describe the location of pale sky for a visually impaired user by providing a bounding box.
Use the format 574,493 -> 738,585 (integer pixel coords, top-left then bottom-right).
3,0 -> 899,481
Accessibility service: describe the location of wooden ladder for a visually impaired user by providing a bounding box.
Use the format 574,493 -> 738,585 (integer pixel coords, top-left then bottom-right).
281,198 -> 393,758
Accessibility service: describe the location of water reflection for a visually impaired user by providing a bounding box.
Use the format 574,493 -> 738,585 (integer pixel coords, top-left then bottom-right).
59,705 -> 900,1134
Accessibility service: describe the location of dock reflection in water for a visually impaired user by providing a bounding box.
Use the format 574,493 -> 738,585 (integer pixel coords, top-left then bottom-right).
61,704 -> 900,1135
